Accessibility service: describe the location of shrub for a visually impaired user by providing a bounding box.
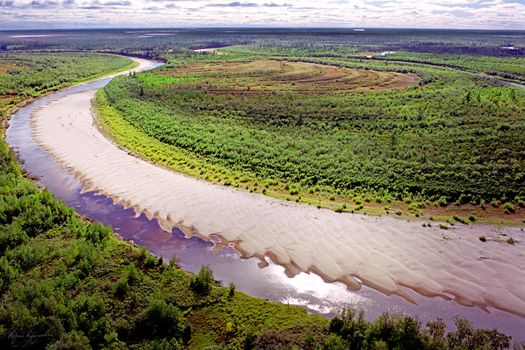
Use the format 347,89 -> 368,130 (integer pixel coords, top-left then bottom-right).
135,299 -> 184,340
228,281 -> 236,298
453,215 -> 468,224
83,221 -> 111,244
437,196 -> 448,207
479,235 -> 487,242
334,204 -> 346,213
407,203 -> 421,215
73,293 -> 110,347
114,277 -> 129,297
0,256 -> 17,293
47,331 -> 91,350
503,202 -> 515,214
190,265 -> 215,295
244,329 -> 257,350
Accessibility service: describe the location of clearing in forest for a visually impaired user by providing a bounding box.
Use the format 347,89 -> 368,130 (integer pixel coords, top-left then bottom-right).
162,59 -> 420,94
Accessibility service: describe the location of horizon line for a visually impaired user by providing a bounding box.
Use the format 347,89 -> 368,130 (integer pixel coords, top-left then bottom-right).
2,26 -> 525,32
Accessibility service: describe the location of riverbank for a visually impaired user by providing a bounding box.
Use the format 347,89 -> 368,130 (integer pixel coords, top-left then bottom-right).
29,59 -> 525,321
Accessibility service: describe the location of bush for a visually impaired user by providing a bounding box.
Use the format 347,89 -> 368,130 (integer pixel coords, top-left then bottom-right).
135,299 -> 184,340
190,265 -> 215,295
503,202 -> 515,214
46,331 -> 91,350
114,276 -> 129,297
228,281 -> 236,298
0,256 -> 17,292
83,221 -> 111,244
453,215 -> 468,224
74,293 -> 110,347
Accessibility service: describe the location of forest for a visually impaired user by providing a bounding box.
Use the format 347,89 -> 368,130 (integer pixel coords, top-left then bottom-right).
99,46 -> 525,221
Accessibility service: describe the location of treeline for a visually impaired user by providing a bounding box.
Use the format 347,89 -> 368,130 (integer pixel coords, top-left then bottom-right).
370,51 -> 525,83
0,52 -> 133,100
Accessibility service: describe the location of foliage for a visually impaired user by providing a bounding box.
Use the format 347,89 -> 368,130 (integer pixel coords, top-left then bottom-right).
190,265 -> 215,296
321,310 -> 511,350
0,36 -> 521,349
0,51 -> 328,349
0,51 -> 135,127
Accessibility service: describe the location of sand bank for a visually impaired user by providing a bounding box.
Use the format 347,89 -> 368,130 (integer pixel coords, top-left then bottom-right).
31,59 -> 525,318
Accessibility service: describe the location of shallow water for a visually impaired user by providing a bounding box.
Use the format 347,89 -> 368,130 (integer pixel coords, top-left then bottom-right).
5,62 -> 525,343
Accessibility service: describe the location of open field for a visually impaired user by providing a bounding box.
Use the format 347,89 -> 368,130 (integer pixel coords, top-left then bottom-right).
100,49 -> 525,221
160,59 -> 420,93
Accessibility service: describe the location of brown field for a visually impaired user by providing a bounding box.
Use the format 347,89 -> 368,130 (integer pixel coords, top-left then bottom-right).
0,63 -> 22,76
163,59 -> 420,94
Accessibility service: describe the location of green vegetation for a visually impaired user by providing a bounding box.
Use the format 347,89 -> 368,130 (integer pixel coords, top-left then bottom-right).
1,109 -> 511,348
98,48 -> 525,221
371,51 -> 525,83
0,40 -> 522,350
0,51 -> 136,128
0,138 -> 327,348
0,51 -> 325,349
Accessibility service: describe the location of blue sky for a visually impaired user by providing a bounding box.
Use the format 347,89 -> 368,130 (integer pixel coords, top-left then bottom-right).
1,0 -> 524,30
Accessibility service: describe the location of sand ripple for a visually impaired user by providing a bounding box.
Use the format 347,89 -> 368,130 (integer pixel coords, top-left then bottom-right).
31,59 -> 525,318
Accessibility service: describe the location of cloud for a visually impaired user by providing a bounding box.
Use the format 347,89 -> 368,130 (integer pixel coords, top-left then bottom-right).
30,0 -> 59,8
0,0 -> 524,29
207,2 -> 258,7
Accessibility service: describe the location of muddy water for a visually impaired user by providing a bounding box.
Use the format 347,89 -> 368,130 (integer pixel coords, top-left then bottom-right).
5,63 -> 525,343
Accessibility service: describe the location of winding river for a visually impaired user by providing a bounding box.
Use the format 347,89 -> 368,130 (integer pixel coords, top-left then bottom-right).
6,57 -> 525,342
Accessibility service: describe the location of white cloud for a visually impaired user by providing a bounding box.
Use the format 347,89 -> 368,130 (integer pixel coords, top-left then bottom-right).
0,0 -> 524,29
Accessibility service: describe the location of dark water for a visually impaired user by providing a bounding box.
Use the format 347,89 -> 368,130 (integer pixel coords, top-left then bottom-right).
5,66 -> 525,343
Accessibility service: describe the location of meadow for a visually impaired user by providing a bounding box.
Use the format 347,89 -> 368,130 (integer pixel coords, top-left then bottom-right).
99,47 -> 525,221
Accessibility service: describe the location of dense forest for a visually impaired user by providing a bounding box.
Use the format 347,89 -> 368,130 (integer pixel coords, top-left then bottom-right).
99,47 -> 525,221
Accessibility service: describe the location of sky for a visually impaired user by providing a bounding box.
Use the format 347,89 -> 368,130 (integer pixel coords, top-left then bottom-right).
1,0 -> 525,30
